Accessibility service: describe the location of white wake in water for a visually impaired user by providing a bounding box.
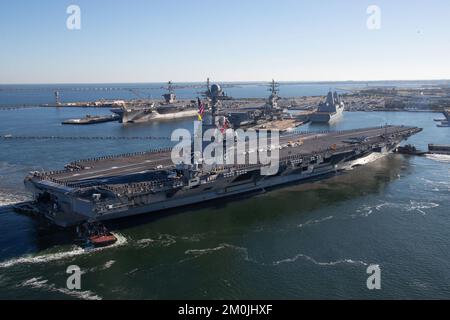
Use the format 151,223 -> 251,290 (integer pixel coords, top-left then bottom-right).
271,254 -> 369,267
135,232 -> 209,249
136,234 -> 177,248
425,154 -> 450,163
185,243 -> 250,259
420,177 -> 450,192
354,203 -> 390,217
0,233 -> 127,269
297,216 -> 334,228
84,260 -> 116,274
0,162 -> 32,206
355,200 -> 440,217
182,244 -> 368,269
181,243 -> 252,265
406,201 -> 440,215
20,277 -> 102,300
0,191 -> 31,207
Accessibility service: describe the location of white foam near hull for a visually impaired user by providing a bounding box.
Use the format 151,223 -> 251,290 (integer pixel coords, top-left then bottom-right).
339,148 -> 390,171
425,154 -> 450,163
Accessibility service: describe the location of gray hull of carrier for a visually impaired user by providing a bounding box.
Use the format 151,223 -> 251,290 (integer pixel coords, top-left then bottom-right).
24,126 -> 422,227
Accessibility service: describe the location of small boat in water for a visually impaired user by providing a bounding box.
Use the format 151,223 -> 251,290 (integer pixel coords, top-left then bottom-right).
77,222 -> 117,248
88,233 -> 118,247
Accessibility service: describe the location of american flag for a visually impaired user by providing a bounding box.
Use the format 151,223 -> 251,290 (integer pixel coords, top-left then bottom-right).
197,97 -> 205,121
219,117 -> 229,134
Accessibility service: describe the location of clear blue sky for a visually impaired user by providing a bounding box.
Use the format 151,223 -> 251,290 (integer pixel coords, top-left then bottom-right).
0,0 -> 449,84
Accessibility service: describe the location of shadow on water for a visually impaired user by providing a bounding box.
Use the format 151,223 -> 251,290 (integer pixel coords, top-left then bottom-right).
5,208 -> 79,247
1,153 -> 411,258
107,154 -> 410,231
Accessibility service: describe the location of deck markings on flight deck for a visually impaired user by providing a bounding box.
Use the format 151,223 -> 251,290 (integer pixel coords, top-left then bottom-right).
70,162 -> 171,180
64,129 -> 384,181
61,157 -> 172,179
50,127 -> 400,182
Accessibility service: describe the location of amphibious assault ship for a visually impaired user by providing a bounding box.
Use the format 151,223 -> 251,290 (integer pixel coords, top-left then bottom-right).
23,85 -> 422,227
111,81 -> 198,123
435,109 -> 450,127
439,109 -> 450,127
310,91 -> 345,123
444,109 -> 450,121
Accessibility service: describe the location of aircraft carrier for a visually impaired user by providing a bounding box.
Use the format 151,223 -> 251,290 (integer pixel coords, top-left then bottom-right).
22,85 -> 422,227
111,81 -> 199,123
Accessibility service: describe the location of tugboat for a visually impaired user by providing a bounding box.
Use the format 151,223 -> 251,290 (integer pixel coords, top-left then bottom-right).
77,222 -> 117,248
395,144 -> 426,156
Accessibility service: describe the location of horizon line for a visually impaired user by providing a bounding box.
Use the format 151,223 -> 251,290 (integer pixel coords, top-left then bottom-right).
1,78 -> 450,86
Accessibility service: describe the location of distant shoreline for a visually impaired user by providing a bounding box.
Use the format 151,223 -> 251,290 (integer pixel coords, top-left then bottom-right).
1,79 -> 450,87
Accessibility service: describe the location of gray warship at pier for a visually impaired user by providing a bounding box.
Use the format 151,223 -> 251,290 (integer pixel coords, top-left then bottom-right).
23,84 -> 422,227
310,90 -> 345,123
225,80 -> 306,131
226,80 -> 281,128
438,109 -> 450,127
111,81 -> 199,123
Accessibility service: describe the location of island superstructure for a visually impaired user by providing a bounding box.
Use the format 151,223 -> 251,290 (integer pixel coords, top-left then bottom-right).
23,83 -> 422,227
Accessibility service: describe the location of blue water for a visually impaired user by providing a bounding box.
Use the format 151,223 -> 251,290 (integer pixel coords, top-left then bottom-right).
0,84 -> 449,299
